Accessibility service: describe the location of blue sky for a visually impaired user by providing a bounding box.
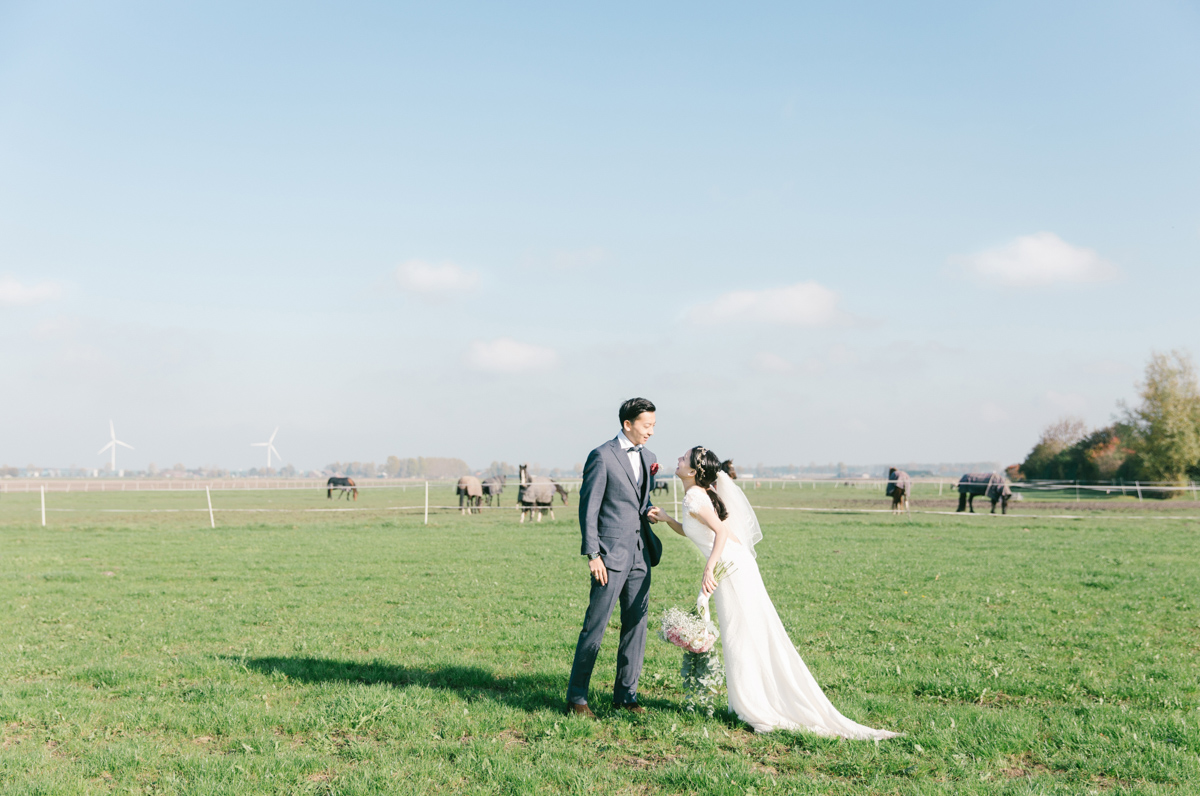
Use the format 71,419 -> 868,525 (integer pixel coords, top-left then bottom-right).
1,1 -> 1197,473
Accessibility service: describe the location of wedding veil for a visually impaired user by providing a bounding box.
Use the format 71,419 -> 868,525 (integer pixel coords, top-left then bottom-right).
715,471 -> 762,558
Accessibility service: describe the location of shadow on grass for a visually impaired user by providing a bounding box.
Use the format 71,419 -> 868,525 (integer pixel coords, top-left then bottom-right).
233,655 -> 717,721
235,655 -> 571,713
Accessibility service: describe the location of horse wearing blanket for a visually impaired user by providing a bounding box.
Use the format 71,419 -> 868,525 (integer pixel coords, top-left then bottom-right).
956,473 -> 1012,514
886,467 -> 912,513
482,475 -> 506,507
517,464 -> 569,522
326,476 -> 358,501
457,476 -> 483,514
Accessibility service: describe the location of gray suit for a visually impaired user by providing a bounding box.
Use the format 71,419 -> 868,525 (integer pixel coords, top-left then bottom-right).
567,436 -> 661,706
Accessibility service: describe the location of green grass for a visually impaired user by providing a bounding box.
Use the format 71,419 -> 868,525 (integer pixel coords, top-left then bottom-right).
2,489 -> 1199,794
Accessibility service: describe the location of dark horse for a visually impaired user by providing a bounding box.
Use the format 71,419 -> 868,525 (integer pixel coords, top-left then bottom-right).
517,463 -> 569,522
326,476 -> 357,501
482,474 -> 506,507
886,467 -> 912,513
956,473 -> 1011,514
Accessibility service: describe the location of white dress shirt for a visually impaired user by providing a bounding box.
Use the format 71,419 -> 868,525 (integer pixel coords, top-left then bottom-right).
617,431 -> 642,484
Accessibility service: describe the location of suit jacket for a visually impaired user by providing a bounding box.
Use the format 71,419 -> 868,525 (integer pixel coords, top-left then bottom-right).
578,437 -> 662,570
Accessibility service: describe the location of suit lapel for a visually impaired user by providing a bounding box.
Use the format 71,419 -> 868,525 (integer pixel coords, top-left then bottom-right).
610,438 -> 638,491
638,449 -> 649,502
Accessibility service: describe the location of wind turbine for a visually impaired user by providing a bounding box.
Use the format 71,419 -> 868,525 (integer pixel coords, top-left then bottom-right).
98,420 -> 133,473
251,427 -> 282,469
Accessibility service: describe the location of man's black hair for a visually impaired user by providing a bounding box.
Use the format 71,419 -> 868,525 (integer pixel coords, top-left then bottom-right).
619,397 -> 656,426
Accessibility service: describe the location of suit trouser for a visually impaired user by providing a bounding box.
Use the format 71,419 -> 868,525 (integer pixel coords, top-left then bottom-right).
566,542 -> 651,705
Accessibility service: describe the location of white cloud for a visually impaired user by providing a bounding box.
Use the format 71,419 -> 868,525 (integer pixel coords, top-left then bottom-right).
0,276 -> 62,306
691,281 -> 842,326
395,260 -> 479,296
751,352 -> 793,373
960,232 -> 1118,288
467,338 -> 559,374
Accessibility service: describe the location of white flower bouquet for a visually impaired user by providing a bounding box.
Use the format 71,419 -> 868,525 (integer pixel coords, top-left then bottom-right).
658,561 -> 736,716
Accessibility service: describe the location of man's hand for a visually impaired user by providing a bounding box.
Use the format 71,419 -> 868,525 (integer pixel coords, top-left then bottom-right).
647,506 -> 666,524
588,556 -> 608,586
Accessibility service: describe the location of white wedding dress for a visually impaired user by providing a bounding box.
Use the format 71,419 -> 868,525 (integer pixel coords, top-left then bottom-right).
682,476 -> 898,738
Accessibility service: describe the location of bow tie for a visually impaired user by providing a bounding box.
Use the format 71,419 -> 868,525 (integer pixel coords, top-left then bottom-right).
630,444 -> 643,452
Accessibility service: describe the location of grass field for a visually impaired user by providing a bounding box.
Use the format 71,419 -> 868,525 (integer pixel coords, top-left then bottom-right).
2,484 -> 1199,794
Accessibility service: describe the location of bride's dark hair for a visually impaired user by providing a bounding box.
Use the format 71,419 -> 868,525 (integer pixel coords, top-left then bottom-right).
689,447 -> 736,521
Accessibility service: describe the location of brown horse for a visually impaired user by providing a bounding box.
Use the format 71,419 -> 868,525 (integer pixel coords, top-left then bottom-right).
326,476 -> 358,500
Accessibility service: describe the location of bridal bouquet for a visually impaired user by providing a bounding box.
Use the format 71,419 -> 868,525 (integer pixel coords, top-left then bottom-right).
658,561 -> 736,716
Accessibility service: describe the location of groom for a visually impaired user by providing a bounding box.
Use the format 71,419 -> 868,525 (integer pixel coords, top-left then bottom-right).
566,397 -> 663,718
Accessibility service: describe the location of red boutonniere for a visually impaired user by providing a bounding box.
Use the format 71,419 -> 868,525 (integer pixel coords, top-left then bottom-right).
650,462 -> 660,476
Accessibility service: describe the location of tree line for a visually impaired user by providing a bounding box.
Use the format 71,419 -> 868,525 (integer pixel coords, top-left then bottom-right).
325,457 -> 471,479
1017,351 -> 1200,491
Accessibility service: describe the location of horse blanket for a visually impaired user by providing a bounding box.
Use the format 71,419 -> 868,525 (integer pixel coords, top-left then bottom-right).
886,469 -> 912,497
957,472 -> 1011,502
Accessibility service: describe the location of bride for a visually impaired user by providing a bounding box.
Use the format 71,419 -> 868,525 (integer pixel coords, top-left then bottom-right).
648,446 -> 898,739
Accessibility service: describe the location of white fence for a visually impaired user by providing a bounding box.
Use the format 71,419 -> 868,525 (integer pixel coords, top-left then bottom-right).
6,476 -> 1200,529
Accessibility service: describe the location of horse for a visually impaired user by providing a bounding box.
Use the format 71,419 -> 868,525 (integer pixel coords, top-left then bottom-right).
886,467 -> 912,514
956,473 -> 1012,514
651,480 -> 671,496
517,463 -> 569,522
457,476 -> 483,514
326,476 -> 357,501
482,474 -> 506,507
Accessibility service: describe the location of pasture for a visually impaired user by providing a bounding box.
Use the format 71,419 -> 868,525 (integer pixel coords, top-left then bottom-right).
2,484 -> 1199,794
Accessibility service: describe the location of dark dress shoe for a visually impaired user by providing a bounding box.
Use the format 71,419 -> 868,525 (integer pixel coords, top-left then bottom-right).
566,702 -> 597,719
613,702 -> 646,715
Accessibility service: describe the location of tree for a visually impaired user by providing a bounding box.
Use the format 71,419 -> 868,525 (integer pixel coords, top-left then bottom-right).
1021,417 -> 1087,479
1122,350 -> 1200,486
1078,425 -> 1133,481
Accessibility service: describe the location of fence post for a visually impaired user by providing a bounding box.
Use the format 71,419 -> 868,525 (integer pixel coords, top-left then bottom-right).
206,486 -> 215,528
424,481 -> 429,525
40,485 -> 46,527
1135,481 -> 1142,501
672,476 -> 679,516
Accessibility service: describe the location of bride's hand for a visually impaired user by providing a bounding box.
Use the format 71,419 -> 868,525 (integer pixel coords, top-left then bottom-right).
647,506 -> 668,524
701,566 -> 717,596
